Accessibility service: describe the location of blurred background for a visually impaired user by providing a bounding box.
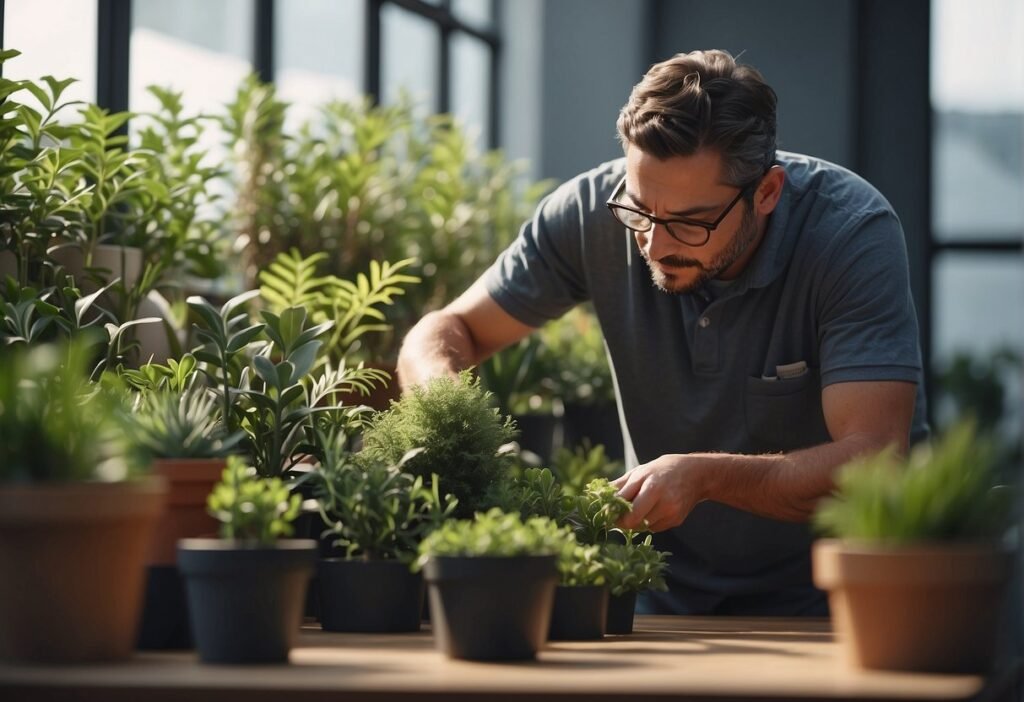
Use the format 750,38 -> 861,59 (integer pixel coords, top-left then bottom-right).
1,0 -> 1021,462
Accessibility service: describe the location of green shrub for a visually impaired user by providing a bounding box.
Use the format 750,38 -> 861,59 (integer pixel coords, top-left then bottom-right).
415,508 -> 572,569
558,541 -> 607,587
207,457 -> 301,545
361,371 -> 517,517
600,533 -> 670,597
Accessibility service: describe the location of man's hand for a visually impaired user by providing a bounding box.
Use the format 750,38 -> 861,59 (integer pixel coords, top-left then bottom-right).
611,455 -> 709,532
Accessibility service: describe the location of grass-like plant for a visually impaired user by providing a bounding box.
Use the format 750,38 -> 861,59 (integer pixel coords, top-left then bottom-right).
813,422 -> 1014,543
128,380 -> 242,460
313,430 -> 457,562
361,371 -> 517,518
414,508 -> 573,570
207,457 -> 302,546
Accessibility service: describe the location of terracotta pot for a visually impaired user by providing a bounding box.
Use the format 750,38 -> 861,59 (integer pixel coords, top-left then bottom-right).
336,362 -> 401,411
146,458 -> 227,567
0,478 -> 167,663
813,539 -> 1012,673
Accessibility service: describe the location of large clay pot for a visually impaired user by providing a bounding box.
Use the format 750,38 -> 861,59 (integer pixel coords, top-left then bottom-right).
813,539 -> 1012,673
0,478 -> 167,663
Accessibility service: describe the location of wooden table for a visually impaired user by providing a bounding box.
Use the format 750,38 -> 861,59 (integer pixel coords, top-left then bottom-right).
0,616 -> 1012,701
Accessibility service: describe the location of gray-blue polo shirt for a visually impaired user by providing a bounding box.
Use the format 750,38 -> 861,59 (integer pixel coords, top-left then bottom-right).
483,151 -> 928,616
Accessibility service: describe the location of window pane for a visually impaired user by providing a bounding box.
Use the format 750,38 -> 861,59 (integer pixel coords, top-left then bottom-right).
276,0 -> 364,129
380,4 -> 438,113
932,251 -> 1023,434
450,32 -> 491,148
130,0 -> 253,118
453,0 -> 493,30
2,0 -> 98,110
931,0 -> 1024,241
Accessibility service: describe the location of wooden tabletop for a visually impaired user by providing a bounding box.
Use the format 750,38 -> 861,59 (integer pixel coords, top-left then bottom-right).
0,616 -> 1006,702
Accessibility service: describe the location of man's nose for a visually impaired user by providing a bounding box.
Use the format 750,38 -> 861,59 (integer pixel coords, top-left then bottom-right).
645,222 -> 676,260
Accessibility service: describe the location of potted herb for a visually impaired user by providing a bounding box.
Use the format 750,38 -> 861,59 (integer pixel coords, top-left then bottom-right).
123,356 -> 243,649
812,422 -> 1015,673
361,371 -> 517,518
178,457 -> 316,664
601,533 -> 669,635
549,541 -> 608,640
312,431 -> 456,632
0,341 -> 165,663
415,508 -> 570,660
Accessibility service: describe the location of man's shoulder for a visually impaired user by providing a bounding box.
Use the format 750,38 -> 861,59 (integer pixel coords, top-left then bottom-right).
777,151 -> 895,219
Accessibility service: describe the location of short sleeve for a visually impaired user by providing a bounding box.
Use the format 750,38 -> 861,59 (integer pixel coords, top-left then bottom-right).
816,210 -> 923,388
483,178 -> 590,327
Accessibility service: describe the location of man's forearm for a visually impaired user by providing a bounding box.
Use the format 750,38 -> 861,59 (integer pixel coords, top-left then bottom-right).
396,310 -> 478,390
697,433 -> 892,522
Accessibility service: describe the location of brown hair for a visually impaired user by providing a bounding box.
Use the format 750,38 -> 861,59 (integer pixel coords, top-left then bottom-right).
617,50 -> 777,188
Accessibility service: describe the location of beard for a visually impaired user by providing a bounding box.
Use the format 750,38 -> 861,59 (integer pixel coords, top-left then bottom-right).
641,203 -> 760,295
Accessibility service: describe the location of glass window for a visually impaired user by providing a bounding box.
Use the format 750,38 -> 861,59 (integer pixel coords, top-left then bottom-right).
276,0 -> 364,129
450,31 -> 491,149
380,4 -> 438,114
130,0 -> 253,119
931,0 -> 1024,241
453,0 -> 493,30
2,0 -> 98,112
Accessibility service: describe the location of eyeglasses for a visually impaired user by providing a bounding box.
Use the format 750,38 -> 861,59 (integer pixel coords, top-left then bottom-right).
605,177 -> 751,247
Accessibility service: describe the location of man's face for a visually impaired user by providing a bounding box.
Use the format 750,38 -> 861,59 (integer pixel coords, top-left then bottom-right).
623,147 -> 764,295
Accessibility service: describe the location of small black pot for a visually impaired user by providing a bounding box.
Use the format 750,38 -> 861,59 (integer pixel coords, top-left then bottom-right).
424,555 -> 557,660
136,565 -> 192,650
178,538 -> 316,664
606,591 -> 638,635
318,558 -> 423,632
548,585 -> 608,640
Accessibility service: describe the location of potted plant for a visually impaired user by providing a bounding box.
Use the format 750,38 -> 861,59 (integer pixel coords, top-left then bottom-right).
178,457 -> 316,664
312,429 -> 456,632
361,371 -> 517,518
0,341 -> 165,663
812,422 -> 1015,673
550,541 -> 608,640
122,356 -> 244,649
601,533 -> 669,635
415,508 -> 569,660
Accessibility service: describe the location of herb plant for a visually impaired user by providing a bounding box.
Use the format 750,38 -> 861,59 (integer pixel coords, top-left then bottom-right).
207,457 -> 302,546
813,422 -> 1014,542
600,533 -> 669,597
361,371 -> 518,517
558,542 -> 607,587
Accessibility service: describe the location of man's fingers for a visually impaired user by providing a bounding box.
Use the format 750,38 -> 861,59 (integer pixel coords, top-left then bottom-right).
615,473 -> 644,502
620,480 -> 659,530
610,474 -> 627,488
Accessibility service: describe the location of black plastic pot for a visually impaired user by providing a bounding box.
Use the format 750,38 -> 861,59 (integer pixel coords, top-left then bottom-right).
136,565 -> 192,650
178,538 -> 316,664
548,585 -> 608,640
318,558 -> 423,632
424,555 -> 558,660
606,591 -> 638,635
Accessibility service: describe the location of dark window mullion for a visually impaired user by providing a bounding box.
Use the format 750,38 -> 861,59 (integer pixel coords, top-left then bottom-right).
366,0 -> 382,103
932,239 -> 1024,253
438,20 -> 450,114
96,0 -> 131,120
254,0 -> 275,83
488,0 -> 500,149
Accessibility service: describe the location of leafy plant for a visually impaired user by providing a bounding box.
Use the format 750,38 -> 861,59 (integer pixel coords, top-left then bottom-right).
360,370 -> 518,518
600,533 -> 670,597
558,541 -> 607,587
506,467 -> 573,522
537,306 -> 615,407
0,339 -> 137,483
127,380 -> 242,460
567,478 -> 632,545
313,430 -> 457,562
478,336 -> 547,416
813,422 -> 1014,542
207,456 -> 302,545
414,508 -> 573,570
550,444 -> 624,498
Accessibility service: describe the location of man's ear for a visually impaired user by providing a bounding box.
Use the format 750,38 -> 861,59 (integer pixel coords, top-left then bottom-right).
754,165 -> 785,215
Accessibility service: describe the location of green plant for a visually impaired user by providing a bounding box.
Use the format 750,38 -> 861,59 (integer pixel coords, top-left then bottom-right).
127,380 -> 243,460
207,456 -> 302,545
478,336 -> 548,416
506,467 -> 573,522
558,541 -> 607,587
313,430 -> 457,562
567,478 -> 632,545
813,422 -> 1014,542
414,508 -> 573,570
0,339 -> 138,483
537,306 -> 615,407
550,444 -> 624,497
259,249 -> 419,364
361,370 -> 518,518
120,352 -> 200,395
600,533 -> 669,597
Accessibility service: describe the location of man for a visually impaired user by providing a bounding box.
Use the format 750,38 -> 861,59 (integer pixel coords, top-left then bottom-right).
397,49 -> 928,616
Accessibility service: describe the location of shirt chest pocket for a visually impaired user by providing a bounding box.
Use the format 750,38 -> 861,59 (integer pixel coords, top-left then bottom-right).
745,367 -> 831,452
